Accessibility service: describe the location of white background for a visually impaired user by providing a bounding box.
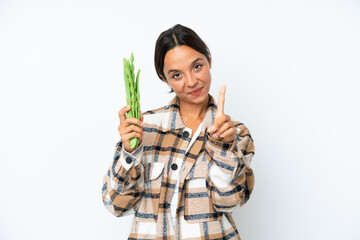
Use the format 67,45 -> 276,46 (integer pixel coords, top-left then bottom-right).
0,0 -> 359,239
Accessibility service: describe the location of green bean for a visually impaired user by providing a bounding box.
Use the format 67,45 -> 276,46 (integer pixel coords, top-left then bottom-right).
123,52 -> 141,149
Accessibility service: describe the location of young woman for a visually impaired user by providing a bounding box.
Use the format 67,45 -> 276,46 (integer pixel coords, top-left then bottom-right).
102,24 -> 255,240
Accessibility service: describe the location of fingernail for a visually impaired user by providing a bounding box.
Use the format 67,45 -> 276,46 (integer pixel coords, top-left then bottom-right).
211,126 -> 216,132
220,134 -> 224,138
213,133 -> 218,138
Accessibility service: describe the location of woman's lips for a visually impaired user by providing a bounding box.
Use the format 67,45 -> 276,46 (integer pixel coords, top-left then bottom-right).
188,87 -> 203,96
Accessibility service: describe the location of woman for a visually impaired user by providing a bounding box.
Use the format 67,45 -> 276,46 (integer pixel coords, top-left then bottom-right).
102,24 -> 255,240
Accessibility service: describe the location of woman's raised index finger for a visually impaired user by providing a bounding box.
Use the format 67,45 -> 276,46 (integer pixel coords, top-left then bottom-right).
216,85 -> 226,115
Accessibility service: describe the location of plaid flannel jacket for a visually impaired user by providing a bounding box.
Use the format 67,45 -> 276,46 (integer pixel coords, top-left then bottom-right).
102,94 -> 255,240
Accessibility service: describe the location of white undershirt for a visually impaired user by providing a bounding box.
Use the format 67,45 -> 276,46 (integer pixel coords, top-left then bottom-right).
170,122 -> 204,226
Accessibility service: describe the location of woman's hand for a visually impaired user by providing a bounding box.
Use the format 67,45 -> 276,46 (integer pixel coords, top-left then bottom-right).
118,105 -> 144,153
207,85 -> 237,143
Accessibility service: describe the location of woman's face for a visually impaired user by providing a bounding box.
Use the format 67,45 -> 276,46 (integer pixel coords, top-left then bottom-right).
162,45 -> 211,106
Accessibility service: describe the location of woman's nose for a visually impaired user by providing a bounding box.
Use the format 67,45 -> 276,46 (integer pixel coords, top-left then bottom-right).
185,74 -> 197,87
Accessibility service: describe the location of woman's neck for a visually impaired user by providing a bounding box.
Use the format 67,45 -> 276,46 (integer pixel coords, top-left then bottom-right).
179,95 -> 209,123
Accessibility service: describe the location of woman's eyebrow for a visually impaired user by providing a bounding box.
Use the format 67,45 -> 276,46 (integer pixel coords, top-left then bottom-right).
167,58 -> 203,74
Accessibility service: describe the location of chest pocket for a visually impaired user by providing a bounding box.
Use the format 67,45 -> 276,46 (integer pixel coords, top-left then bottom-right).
184,161 -> 223,223
134,162 -> 164,222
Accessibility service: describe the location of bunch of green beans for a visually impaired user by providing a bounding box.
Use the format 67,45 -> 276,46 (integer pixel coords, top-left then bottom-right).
123,52 -> 141,149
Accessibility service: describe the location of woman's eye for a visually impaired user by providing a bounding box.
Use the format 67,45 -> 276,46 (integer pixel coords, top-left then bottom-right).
172,73 -> 180,79
194,64 -> 202,70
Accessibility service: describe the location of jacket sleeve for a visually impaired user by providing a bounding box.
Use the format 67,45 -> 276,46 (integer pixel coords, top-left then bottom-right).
205,122 -> 255,212
102,139 -> 144,217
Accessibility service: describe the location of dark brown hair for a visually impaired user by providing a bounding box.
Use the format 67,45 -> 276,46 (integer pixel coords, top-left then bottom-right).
154,24 -> 211,93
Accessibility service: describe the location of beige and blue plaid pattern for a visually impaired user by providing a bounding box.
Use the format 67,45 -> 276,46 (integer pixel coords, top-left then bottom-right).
102,94 -> 255,239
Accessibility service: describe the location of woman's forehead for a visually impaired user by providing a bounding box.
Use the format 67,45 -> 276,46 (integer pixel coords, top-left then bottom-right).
163,45 -> 206,70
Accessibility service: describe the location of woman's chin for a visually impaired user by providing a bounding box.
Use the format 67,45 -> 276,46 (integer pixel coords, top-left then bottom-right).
188,92 -> 209,104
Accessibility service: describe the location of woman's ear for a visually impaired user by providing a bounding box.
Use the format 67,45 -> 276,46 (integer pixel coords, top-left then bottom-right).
162,76 -> 173,93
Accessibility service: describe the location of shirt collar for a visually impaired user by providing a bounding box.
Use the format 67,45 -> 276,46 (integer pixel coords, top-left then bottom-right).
162,93 -> 217,131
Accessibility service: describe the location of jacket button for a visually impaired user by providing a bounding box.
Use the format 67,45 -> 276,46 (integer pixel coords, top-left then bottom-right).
183,131 -> 189,138
171,163 -> 178,171
125,157 -> 132,164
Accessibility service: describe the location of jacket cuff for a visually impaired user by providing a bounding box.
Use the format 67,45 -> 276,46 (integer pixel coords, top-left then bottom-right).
205,128 -> 240,175
120,142 -> 143,171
